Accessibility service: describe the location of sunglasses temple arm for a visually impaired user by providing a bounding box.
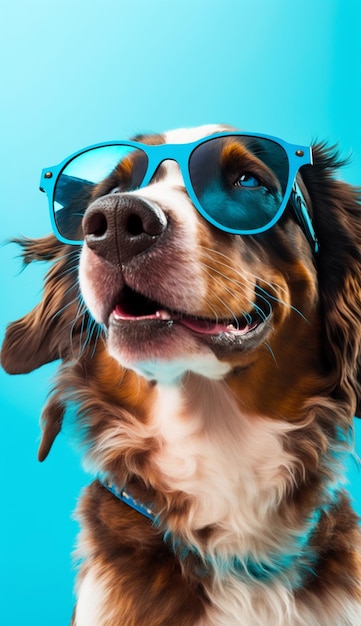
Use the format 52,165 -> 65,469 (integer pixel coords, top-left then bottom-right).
290,181 -> 319,255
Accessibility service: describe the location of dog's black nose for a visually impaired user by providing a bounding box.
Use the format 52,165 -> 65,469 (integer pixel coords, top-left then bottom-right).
82,194 -> 168,264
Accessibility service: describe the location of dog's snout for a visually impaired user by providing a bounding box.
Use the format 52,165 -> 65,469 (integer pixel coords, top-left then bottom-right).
83,194 -> 167,264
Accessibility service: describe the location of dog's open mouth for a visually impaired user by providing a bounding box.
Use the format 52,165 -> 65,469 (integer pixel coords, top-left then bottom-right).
109,286 -> 271,337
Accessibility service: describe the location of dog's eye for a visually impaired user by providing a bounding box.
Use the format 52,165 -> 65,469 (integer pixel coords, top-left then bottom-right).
234,173 -> 261,188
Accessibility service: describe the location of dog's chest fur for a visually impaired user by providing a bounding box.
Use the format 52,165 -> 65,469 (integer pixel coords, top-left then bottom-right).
74,381 -> 361,626
75,571 -> 361,626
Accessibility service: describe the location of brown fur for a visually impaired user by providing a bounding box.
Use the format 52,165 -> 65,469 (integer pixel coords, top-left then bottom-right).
2,137 -> 361,624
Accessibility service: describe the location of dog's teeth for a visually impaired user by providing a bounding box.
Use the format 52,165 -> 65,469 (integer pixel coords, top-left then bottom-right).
156,310 -> 171,320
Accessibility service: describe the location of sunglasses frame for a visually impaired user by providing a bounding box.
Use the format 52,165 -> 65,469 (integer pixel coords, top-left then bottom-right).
40,131 -> 316,249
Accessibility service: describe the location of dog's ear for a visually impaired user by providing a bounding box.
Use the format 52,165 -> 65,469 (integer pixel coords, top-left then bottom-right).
1,235 -> 99,459
1,235 -> 94,374
37,394 -> 66,461
301,144 -> 361,418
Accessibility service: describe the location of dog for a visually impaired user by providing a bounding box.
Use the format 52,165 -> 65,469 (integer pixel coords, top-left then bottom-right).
2,124 -> 361,625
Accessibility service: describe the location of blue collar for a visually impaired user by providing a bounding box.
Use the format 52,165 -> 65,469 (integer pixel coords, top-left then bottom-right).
101,478 -> 341,589
103,480 -> 154,520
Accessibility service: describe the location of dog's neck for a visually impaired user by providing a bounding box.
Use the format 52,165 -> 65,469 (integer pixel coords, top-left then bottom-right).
103,480 -> 154,519
100,467 -> 342,591
98,377 -> 348,591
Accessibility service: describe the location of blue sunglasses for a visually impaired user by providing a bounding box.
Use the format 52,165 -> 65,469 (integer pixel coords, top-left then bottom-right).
40,132 -> 318,253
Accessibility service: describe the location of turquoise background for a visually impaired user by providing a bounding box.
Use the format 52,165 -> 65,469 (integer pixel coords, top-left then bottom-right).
1,1 -> 360,624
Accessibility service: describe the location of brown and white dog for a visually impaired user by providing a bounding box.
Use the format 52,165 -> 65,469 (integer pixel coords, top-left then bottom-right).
2,125 -> 361,625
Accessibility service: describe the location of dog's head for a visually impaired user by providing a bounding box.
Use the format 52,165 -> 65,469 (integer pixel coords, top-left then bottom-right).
2,125 -> 361,460
78,125 -> 316,386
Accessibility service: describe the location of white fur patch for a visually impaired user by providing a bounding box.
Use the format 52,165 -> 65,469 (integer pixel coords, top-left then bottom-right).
151,381 -> 297,536
74,569 -> 107,626
200,587 -> 361,625
132,353 -> 231,384
78,253 -> 105,324
163,124 -> 230,145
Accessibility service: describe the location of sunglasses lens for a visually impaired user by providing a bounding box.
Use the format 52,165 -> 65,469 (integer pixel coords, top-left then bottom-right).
189,136 -> 289,233
53,145 -> 148,241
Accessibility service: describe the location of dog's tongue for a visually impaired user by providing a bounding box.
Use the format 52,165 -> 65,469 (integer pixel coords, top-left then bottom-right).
179,316 -> 253,335
179,317 -> 230,335
113,305 -> 254,336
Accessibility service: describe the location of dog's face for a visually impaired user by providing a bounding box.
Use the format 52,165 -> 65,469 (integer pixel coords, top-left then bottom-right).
1,124 -> 361,459
79,125 -> 319,399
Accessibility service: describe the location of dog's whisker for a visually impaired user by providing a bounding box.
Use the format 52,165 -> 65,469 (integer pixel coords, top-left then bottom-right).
200,253 -> 277,298
52,291 -> 82,321
74,315 -> 105,362
201,258 -> 298,320
208,292 -> 243,329
78,318 -> 102,359
201,298 -> 221,324
200,261 -> 253,297
200,262 -> 269,324
264,342 -> 279,367
92,325 -> 105,358
50,264 -> 79,282
67,299 -> 89,358
202,248 -> 290,299
77,311 -> 91,358
202,276 -> 250,321
202,252 -> 307,322
254,285 -> 309,322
